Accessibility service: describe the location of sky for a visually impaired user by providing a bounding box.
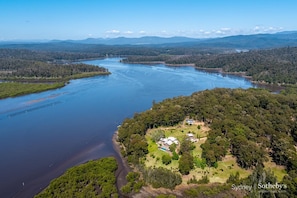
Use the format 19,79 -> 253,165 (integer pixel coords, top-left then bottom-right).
0,0 -> 296,40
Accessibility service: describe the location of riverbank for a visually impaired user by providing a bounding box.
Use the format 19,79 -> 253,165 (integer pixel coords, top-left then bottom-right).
112,131 -> 131,197
126,60 -> 284,92
0,71 -> 110,99
0,82 -> 66,99
195,66 -> 285,92
0,58 -> 257,198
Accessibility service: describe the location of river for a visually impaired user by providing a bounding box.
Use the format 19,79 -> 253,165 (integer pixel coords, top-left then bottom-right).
0,58 -> 255,197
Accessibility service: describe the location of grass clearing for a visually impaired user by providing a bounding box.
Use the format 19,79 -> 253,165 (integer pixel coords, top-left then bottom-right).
145,119 -> 287,185
264,158 -> 287,182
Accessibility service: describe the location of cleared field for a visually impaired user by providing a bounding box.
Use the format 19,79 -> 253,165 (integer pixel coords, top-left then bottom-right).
145,119 -> 287,184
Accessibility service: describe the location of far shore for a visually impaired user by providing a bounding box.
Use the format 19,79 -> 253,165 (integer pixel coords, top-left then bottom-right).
124,60 -> 284,92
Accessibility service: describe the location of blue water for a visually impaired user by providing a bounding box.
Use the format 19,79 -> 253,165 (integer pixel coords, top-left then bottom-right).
0,58 -> 255,197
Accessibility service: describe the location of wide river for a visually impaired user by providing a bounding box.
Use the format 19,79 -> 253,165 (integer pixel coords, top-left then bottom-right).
0,58 -> 255,197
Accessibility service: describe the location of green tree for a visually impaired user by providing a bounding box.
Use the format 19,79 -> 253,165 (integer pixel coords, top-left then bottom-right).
194,158 -> 206,169
169,143 -> 177,152
172,151 -> 179,160
226,172 -> 240,184
179,138 -> 194,155
179,152 -> 194,175
282,170 -> 297,197
144,167 -> 182,189
162,154 -> 172,165
151,129 -> 165,142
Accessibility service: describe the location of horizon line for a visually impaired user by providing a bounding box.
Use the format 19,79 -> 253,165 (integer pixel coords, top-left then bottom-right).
0,30 -> 296,43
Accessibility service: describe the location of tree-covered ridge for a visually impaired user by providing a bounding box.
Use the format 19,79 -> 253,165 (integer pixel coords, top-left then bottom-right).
118,88 -> 297,171
118,88 -> 297,196
193,47 -> 297,84
0,48 -> 110,82
35,157 -> 118,198
0,49 -> 110,98
0,58 -> 109,80
0,48 -> 103,62
123,47 -> 297,84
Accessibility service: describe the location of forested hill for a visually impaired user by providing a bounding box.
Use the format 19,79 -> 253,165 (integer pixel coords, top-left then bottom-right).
0,48 -> 109,82
118,88 -> 297,171
0,48 -> 110,98
118,88 -> 297,196
123,47 -> 297,84
193,47 -> 297,84
0,48 -> 103,61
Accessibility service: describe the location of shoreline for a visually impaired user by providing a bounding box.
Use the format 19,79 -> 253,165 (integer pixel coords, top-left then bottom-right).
112,131 -> 131,197
124,60 -> 284,92
0,71 -> 110,99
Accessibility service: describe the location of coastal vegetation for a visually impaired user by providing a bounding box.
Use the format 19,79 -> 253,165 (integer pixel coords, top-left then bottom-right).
0,49 -> 110,98
123,47 -> 297,84
3,42 -> 297,197
34,157 -> 118,198
0,82 -> 65,99
0,58 -> 109,82
117,87 -> 297,197
120,172 -> 144,195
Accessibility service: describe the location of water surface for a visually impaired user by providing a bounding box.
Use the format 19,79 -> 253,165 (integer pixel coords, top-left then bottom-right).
0,58 -> 255,197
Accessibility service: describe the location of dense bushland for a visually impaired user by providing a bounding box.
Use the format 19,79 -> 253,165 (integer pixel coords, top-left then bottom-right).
35,157 -> 118,198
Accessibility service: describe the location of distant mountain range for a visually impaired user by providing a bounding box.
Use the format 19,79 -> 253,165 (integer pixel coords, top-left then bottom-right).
58,36 -> 201,45
1,31 -> 297,50
52,31 -> 297,48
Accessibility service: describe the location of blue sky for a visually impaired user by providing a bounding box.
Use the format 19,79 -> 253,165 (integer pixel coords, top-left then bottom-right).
0,0 -> 296,40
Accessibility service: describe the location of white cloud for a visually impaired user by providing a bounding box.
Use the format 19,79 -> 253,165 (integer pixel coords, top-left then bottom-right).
124,30 -> 133,34
215,30 -> 223,34
139,30 -> 146,34
102,26 -> 284,39
253,26 -> 261,32
106,30 -> 121,34
251,25 -> 283,34
264,26 -> 283,32
221,27 -> 231,31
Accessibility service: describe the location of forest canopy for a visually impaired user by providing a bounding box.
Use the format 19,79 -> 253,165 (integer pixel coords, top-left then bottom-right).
118,88 -> 297,171
123,47 -> 297,84
0,49 -> 110,98
117,87 -> 297,196
34,157 -> 118,198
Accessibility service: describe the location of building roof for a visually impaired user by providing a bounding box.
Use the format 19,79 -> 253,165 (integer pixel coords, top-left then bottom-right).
168,136 -> 177,141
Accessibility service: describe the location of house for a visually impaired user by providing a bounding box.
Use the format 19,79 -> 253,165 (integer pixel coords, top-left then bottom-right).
186,119 -> 195,125
187,133 -> 198,142
187,133 -> 194,137
157,136 -> 179,152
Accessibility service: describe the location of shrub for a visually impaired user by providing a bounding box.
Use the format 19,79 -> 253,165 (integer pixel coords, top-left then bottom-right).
144,167 -> 182,189
172,151 -> 179,160
162,154 -> 172,165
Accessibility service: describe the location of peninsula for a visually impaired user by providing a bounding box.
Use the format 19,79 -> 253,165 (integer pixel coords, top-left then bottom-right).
0,49 -> 110,99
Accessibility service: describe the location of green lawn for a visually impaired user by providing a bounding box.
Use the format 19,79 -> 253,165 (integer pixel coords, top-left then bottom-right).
145,120 -> 286,185
264,158 -> 287,182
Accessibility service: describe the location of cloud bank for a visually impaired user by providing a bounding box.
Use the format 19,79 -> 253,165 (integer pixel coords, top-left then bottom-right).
104,26 -> 284,38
